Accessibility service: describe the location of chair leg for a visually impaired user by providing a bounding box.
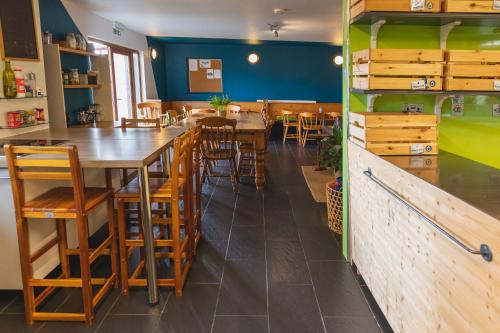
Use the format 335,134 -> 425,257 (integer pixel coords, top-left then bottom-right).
302,130 -> 309,147
230,157 -> 238,193
172,199 -> 183,297
107,197 -> 119,289
283,125 -> 288,143
16,217 -> 35,324
76,215 -> 94,325
117,199 -> 129,295
56,219 -> 70,278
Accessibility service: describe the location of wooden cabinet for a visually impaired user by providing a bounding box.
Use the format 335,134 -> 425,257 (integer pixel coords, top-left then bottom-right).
350,0 -> 442,19
348,142 -> 500,332
444,0 -> 500,13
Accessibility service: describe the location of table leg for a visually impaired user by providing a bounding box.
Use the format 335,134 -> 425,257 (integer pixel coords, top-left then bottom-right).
255,133 -> 266,190
137,166 -> 159,304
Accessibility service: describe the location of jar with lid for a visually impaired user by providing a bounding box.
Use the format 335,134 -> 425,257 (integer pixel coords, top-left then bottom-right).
66,33 -> 77,49
70,69 -> 80,85
76,34 -> 87,51
42,31 -> 52,44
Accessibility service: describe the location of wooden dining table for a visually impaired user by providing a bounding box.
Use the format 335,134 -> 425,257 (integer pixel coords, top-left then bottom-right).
1,127 -> 186,305
177,110 -> 268,189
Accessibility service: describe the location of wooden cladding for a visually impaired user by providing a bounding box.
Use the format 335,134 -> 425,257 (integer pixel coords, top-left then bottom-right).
350,0 -> 498,19
348,142 -> 500,332
349,112 -> 439,156
445,50 -> 500,91
352,49 -> 445,91
350,0 -> 441,19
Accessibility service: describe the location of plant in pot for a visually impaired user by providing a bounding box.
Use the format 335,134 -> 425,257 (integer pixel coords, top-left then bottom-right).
209,94 -> 232,117
320,124 -> 343,179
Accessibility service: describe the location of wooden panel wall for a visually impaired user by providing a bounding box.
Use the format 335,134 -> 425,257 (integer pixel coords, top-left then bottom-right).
348,142 -> 500,333
163,101 -> 342,119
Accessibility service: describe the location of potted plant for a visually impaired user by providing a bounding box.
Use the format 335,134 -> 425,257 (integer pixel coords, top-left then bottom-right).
209,94 -> 232,117
320,125 -> 343,178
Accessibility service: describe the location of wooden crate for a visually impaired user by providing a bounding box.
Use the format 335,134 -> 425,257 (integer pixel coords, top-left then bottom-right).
350,0 -> 442,19
444,0 -> 500,13
445,50 -> 500,91
349,112 -> 439,156
352,48 -> 444,91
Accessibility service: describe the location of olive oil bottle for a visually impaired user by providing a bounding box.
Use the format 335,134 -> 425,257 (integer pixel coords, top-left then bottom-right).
3,60 -> 17,98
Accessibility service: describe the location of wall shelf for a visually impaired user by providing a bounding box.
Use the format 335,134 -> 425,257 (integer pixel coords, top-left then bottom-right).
351,12 -> 500,27
0,95 -> 48,100
63,84 -> 101,89
59,46 -> 99,57
351,89 -> 500,96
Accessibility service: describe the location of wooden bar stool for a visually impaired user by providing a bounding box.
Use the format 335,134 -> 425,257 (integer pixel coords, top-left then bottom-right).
282,110 -> 299,143
191,124 -> 203,255
299,112 -> 325,147
3,145 -> 118,325
115,130 -> 193,296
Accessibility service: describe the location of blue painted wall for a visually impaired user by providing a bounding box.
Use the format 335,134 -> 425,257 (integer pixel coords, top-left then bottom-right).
39,0 -> 92,126
147,38 -> 343,102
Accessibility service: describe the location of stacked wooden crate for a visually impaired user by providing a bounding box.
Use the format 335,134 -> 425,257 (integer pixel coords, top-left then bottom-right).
445,50 -> 500,91
350,0 -> 441,19
444,0 -> 500,13
352,49 -> 445,91
349,112 -> 439,156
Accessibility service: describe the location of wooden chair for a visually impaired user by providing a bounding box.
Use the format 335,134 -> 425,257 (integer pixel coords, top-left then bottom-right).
190,124 -> 203,254
138,101 -> 162,119
299,112 -> 325,147
160,110 -> 178,127
115,130 -> 193,297
260,104 -> 269,125
238,141 -> 255,177
183,105 -> 193,117
121,117 -> 160,129
4,145 -> 118,325
197,117 -> 239,192
227,104 -> 241,113
282,110 -> 299,143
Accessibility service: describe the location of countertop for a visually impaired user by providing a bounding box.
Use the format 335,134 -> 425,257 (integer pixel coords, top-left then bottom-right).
380,152 -> 500,220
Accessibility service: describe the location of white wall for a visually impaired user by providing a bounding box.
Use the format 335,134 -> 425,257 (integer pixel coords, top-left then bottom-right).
61,0 -> 158,100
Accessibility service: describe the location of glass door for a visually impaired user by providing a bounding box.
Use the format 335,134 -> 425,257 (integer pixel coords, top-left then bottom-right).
111,50 -> 135,119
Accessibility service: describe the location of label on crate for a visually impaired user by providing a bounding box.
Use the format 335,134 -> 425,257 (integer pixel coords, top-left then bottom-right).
410,144 -> 425,155
411,0 -> 426,11
494,0 -> 500,10
494,80 -> 500,91
411,79 -> 427,90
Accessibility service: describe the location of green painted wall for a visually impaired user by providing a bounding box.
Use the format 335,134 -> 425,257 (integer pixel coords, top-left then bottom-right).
342,6 -> 500,258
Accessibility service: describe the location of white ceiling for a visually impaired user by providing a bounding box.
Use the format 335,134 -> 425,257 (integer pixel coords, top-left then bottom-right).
68,0 -> 344,44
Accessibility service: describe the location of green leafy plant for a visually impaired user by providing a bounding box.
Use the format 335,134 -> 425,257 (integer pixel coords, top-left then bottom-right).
209,94 -> 232,111
320,125 -> 343,176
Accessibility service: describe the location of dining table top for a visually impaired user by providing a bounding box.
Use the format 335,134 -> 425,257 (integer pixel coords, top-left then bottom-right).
0,127 -> 186,169
177,111 -> 267,133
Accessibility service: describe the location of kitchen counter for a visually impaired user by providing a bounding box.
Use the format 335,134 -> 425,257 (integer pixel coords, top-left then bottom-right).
380,152 -> 500,220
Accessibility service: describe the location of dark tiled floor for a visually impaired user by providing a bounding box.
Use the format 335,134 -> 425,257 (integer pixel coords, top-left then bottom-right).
0,140 -> 391,333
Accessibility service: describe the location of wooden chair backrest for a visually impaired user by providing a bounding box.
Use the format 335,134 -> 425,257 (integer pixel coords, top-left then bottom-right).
227,105 -> 241,113
3,145 -> 86,214
121,117 -> 160,129
183,105 -> 193,117
170,130 -> 192,197
196,117 -> 237,158
282,110 -> 297,125
138,101 -> 162,119
191,124 -> 202,167
299,112 -> 325,129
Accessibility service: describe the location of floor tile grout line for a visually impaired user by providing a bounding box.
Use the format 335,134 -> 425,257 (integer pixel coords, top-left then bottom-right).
209,172 -> 239,333
0,293 -> 21,314
262,191 -> 271,333
159,290 -> 172,316
94,291 -> 123,333
214,314 -> 268,318
201,176 -> 222,218
357,283 -> 385,333
285,142 -> 328,333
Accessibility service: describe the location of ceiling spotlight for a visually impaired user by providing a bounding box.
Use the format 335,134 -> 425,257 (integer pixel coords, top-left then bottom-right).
333,55 -> 343,66
273,8 -> 288,15
151,48 -> 158,60
248,53 -> 259,64
268,23 -> 282,38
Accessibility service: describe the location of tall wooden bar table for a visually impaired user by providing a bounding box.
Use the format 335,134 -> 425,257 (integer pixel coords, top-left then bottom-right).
1,127 -> 186,304
177,111 -> 268,189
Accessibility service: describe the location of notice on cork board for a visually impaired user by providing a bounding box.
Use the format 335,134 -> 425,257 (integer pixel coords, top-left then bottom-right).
188,58 -> 222,93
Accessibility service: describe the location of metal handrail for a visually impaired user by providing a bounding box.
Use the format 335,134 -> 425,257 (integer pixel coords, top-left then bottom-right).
364,168 -> 493,263
0,175 -> 10,180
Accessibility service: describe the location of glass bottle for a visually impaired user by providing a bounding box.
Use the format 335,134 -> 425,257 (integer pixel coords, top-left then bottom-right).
3,60 -> 17,98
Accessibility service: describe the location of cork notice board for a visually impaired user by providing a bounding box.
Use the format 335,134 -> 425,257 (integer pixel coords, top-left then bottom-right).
188,58 -> 223,93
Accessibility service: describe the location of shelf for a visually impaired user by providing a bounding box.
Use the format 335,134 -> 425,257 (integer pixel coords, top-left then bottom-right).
350,12 -> 500,27
0,123 -> 49,131
351,89 -> 500,96
59,46 -> 99,57
64,84 -> 101,89
0,95 -> 48,100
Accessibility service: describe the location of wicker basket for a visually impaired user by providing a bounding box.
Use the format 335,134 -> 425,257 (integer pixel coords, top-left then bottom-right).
326,184 -> 343,234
